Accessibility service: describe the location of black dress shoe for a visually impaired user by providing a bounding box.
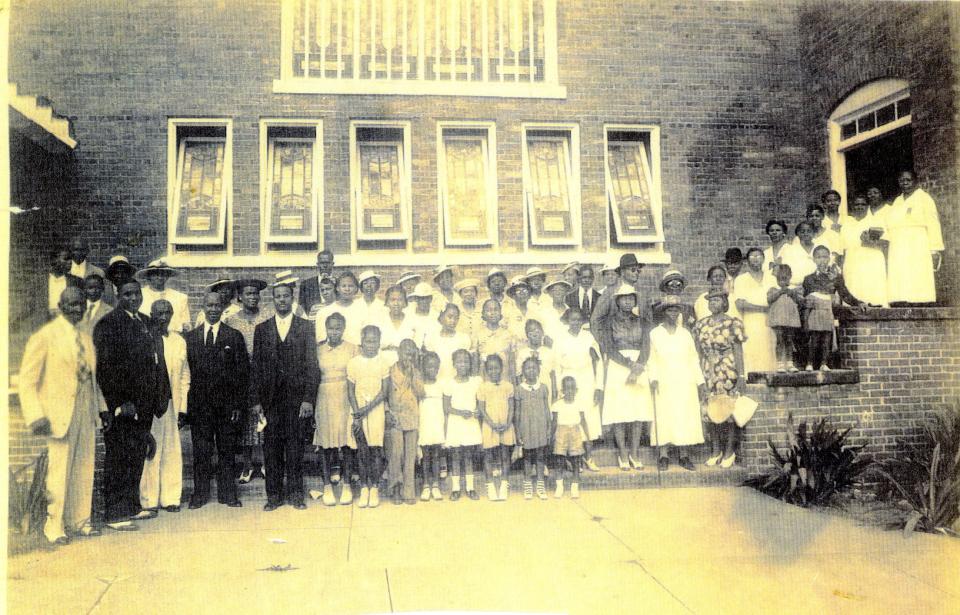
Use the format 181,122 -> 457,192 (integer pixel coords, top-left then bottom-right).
678,457 -> 695,471
466,490 -> 480,501
223,499 -> 242,508
657,457 -> 670,471
263,500 -> 282,511
449,490 -> 461,501
290,500 -> 307,510
163,505 -> 181,513
188,498 -> 208,510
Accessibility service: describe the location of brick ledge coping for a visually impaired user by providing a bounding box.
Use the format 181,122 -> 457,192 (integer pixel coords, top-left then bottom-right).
837,306 -> 960,321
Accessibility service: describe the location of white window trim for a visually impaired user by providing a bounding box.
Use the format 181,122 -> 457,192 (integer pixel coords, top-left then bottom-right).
436,121 -> 499,249
166,118 -> 233,253
349,120 -> 413,250
603,123 -> 665,245
828,79 -> 911,212
520,122 -> 581,248
258,119 -> 324,249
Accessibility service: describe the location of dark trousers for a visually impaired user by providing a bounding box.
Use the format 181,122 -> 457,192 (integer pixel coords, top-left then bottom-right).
263,409 -> 305,503
190,414 -> 238,502
103,416 -> 151,522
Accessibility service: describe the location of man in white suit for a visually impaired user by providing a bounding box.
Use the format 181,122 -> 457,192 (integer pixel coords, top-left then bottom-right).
19,287 -> 104,544
138,300 -> 191,515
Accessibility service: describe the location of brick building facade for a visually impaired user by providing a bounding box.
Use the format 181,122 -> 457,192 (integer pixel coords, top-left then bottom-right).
7,1 -> 960,478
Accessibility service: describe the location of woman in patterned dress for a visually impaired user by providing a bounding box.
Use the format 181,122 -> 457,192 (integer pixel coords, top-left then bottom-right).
693,289 -> 746,469
223,278 -> 273,484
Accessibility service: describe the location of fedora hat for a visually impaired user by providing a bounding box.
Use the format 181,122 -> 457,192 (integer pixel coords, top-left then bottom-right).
272,270 -> 299,287
617,254 -> 641,272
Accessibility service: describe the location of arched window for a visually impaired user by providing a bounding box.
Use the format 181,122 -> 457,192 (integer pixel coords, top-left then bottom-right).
828,78 -> 912,212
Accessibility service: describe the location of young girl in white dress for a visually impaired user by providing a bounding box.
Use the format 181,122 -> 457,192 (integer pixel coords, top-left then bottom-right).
418,352 -> 445,501
443,349 -> 483,501
346,325 -> 392,508
423,303 -> 473,382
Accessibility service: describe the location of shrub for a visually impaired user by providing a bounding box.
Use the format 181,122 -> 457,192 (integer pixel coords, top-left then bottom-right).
8,451 -> 48,535
745,413 -> 871,507
871,408 -> 960,536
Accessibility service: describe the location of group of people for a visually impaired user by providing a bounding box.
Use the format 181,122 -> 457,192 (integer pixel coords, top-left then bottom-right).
23,170 -> 944,545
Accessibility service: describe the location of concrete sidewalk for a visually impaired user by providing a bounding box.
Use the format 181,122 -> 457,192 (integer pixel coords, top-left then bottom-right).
8,487 -> 959,615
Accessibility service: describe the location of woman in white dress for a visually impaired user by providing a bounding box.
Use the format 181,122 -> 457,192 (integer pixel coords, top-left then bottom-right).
553,307 -> 604,472
648,296 -> 706,472
839,194 -> 888,306
733,248 -> 777,373
886,170 -> 944,305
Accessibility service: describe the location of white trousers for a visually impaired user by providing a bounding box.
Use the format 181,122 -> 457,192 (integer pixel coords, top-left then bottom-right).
139,403 -> 183,509
45,403 -> 96,541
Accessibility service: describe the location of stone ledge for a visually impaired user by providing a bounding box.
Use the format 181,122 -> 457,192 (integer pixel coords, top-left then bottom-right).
747,369 -> 860,387
837,306 -> 960,321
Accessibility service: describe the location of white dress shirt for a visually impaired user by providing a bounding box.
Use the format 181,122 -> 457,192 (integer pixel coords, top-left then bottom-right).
275,313 -> 293,342
202,321 -> 222,345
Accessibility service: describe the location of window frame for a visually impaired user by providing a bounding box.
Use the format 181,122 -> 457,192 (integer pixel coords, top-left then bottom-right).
349,120 -> 413,249
436,121 -> 499,249
603,123 -> 665,244
259,119 -> 325,248
520,122 -> 582,248
167,118 -> 233,251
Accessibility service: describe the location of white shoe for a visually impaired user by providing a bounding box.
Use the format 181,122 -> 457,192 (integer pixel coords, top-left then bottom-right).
554,479 -> 564,498
322,484 -> 337,506
617,456 -> 629,471
339,484 -> 353,505
536,480 -> 548,500
805,365 -> 813,372
584,458 -> 600,472
358,487 -> 369,508
570,483 -> 580,499
369,487 -> 380,508
720,453 -> 737,469
628,455 -> 643,470
498,481 -> 509,501
705,453 -> 722,467
420,486 -> 431,502
820,365 -> 831,372
544,466 -> 550,477
431,485 -> 443,501
487,482 -> 497,501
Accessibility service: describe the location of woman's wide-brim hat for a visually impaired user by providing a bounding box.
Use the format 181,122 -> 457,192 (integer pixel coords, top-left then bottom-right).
506,275 -> 531,297
523,266 -> 547,281
357,270 -> 381,286
544,279 -> 572,293
206,278 -> 234,293
486,267 -> 506,282
560,262 -> 580,275
137,258 -> 178,279
454,278 -> 480,294
659,269 -> 686,292
432,264 -> 454,280
397,271 -> 421,286
106,255 -> 138,285
235,278 -> 267,292
409,282 -> 434,298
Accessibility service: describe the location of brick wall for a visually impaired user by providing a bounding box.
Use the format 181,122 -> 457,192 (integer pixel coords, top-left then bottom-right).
741,308 -> 960,474
798,1 -> 960,304
7,0 -> 813,323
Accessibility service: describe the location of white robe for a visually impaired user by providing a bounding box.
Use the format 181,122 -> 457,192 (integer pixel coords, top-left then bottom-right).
647,325 -> 704,447
886,189 -> 943,303
840,214 -> 888,306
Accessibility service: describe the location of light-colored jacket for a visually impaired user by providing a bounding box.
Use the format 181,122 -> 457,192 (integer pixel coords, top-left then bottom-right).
19,315 -> 106,438
161,332 -> 191,415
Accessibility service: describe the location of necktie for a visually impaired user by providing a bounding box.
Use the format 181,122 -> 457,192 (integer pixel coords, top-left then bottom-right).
75,330 -> 91,383
206,326 -> 214,347
582,290 -> 590,314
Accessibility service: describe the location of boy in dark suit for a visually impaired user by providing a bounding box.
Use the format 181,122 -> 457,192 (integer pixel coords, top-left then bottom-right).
184,292 -> 250,508
249,276 -> 320,511
564,264 -> 602,318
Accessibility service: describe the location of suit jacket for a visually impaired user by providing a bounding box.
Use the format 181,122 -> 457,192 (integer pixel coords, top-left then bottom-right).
297,275 -> 322,316
19,315 -> 106,438
184,323 -> 249,418
564,287 -> 602,316
140,287 -> 192,334
93,308 -> 168,421
160,332 -> 191,415
249,315 -> 319,413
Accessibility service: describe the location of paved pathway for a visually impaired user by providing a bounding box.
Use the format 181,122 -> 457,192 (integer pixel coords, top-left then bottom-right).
7,487 -> 959,614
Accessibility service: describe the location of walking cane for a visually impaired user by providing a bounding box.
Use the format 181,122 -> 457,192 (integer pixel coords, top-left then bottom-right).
649,368 -> 662,489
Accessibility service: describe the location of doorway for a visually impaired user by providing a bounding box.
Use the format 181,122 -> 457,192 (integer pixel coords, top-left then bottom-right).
842,126 -> 913,202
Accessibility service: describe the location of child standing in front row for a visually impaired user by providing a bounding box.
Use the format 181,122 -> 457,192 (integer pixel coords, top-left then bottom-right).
418,352 -> 445,501
767,264 -> 802,372
477,355 -> 516,501
443,349 -> 483,501
386,339 -> 424,505
347,325 -> 391,508
515,356 -> 552,500
551,376 -> 589,499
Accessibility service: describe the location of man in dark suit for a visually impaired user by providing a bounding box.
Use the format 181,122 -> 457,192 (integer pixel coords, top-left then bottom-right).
93,264 -> 170,530
565,264 -> 602,318
296,249 -> 335,315
183,292 -> 250,509
249,276 -> 320,511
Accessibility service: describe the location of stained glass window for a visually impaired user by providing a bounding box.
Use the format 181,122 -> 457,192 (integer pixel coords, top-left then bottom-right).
172,137 -> 228,245
524,133 -> 575,245
606,139 -> 656,241
440,133 -> 494,246
265,136 -> 318,243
